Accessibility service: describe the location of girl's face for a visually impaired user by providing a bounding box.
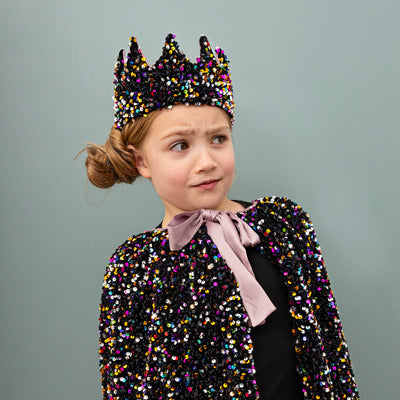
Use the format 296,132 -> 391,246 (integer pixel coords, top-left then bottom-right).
129,105 -> 236,225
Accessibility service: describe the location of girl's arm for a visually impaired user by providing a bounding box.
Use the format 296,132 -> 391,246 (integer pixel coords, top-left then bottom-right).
284,199 -> 359,399
99,242 -> 150,399
255,197 -> 359,398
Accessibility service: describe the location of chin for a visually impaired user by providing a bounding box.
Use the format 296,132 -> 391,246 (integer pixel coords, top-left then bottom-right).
195,198 -> 227,211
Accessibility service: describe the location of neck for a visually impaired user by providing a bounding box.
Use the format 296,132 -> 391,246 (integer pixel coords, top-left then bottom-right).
161,199 -> 246,228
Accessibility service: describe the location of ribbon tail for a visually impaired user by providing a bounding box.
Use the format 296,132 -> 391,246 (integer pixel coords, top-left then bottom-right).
206,218 -> 276,327
242,290 -> 276,327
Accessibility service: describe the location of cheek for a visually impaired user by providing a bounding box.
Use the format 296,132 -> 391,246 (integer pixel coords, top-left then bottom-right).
156,164 -> 186,188
224,152 -> 236,176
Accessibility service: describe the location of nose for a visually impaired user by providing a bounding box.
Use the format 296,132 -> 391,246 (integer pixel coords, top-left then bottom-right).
193,147 -> 218,173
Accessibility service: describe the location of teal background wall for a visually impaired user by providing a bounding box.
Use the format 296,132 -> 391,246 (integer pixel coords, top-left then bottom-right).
1,1 -> 398,399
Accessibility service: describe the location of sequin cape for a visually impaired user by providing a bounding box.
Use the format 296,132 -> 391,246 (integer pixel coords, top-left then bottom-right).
99,196 -> 359,399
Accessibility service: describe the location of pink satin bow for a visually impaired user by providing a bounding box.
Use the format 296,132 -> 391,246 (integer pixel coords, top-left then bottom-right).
167,209 -> 276,326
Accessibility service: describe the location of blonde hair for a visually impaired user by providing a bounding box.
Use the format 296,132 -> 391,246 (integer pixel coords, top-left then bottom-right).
81,111 -> 160,188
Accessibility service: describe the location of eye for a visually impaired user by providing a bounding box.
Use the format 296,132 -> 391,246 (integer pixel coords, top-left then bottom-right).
171,141 -> 189,152
211,135 -> 227,144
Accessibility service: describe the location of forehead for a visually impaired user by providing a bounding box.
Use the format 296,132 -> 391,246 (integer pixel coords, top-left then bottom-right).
149,104 -> 231,132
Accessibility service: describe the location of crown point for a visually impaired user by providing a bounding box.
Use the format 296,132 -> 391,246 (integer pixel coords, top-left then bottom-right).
165,33 -> 176,42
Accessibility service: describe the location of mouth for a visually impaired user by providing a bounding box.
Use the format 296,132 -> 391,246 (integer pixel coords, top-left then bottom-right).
193,179 -> 220,190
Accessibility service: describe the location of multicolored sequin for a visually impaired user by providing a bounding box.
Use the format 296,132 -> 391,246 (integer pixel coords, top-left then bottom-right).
113,33 -> 235,129
99,197 -> 359,399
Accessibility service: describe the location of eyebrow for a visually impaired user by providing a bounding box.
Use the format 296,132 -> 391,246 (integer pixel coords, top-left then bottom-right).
160,124 -> 231,141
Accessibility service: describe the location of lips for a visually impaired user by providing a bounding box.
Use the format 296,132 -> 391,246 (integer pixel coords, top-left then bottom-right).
193,179 -> 220,190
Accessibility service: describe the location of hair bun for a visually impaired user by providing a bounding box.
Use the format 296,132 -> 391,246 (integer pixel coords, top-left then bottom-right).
85,127 -> 138,189
82,112 -> 159,189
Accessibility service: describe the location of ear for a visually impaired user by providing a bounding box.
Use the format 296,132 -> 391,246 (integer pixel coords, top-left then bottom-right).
127,144 -> 151,179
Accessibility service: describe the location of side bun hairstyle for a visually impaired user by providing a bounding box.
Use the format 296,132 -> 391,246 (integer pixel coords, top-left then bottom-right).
82,111 -> 160,189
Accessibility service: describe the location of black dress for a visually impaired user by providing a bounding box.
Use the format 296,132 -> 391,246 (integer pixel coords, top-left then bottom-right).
248,247 -> 303,399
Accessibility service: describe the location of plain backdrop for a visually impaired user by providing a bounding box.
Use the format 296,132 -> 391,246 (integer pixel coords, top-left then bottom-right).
1,1 -> 399,399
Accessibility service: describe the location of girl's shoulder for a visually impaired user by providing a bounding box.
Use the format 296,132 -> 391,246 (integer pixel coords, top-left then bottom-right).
242,195 -> 319,250
243,195 -> 313,227
107,227 -> 168,267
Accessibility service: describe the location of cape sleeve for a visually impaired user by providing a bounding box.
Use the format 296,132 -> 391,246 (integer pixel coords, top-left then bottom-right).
98,237 -> 151,400
283,198 -> 359,399
255,197 -> 359,399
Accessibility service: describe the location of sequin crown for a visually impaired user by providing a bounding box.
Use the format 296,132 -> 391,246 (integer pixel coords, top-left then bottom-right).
113,33 -> 235,129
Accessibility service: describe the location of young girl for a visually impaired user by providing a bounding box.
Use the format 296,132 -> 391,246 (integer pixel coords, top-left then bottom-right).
83,33 -> 359,400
